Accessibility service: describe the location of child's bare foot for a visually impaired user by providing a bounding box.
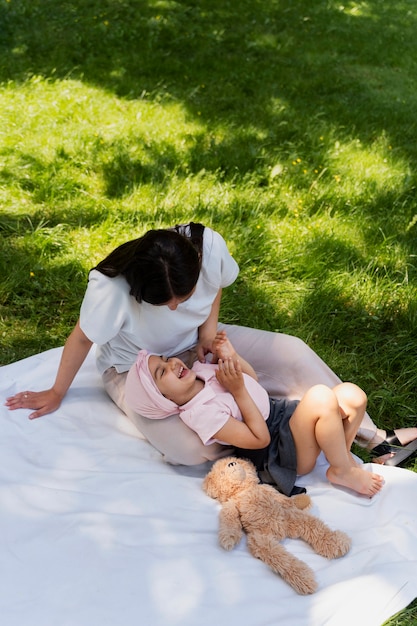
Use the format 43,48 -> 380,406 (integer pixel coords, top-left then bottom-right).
326,465 -> 384,497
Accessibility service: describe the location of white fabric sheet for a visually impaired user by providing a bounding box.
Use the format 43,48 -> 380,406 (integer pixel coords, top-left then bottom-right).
1,347 -> 416,626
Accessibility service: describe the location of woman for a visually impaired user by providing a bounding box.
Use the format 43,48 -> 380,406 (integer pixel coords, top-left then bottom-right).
6,222 -> 417,466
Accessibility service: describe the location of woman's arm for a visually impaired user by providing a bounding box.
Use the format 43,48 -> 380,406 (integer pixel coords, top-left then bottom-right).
213,357 -> 270,449
196,288 -> 222,362
5,319 -> 93,419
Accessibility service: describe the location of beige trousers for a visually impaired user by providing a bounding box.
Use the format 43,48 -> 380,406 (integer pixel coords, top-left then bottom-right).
102,323 -> 377,465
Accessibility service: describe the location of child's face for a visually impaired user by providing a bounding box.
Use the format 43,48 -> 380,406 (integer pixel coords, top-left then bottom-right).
148,355 -> 198,405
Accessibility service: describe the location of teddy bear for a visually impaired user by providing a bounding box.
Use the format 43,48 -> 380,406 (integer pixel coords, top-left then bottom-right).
202,456 -> 351,595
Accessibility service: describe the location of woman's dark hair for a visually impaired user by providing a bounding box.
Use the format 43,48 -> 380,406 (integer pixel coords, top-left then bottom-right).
93,223 -> 204,305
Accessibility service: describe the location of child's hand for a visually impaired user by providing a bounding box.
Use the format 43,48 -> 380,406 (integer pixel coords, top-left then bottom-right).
215,357 -> 244,394
212,331 -> 236,362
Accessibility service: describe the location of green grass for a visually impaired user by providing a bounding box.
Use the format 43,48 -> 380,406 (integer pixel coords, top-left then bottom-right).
1,1 -> 417,621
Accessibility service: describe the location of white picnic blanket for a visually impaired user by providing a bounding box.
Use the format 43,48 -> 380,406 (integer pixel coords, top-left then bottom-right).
1,347 -> 416,626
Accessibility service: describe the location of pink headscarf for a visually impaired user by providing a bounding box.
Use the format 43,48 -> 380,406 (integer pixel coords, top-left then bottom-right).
124,350 -> 179,419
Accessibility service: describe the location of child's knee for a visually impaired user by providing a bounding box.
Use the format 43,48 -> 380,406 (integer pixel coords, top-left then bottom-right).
336,382 -> 367,412
306,384 -> 338,409
345,383 -> 367,410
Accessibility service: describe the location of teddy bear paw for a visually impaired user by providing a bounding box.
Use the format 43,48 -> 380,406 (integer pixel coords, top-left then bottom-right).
219,529 -> 242,550
317,530 -> 352,559
282,562 -> 318,595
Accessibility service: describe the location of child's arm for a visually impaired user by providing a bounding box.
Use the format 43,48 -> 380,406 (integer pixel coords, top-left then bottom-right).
213,357 -> 270,449
212,331 -> 258,381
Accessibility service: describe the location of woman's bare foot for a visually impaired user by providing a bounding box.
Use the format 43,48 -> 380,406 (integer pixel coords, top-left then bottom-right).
368,427 -> 417,465
326,465 -> 384,497
372,452 -> 394,465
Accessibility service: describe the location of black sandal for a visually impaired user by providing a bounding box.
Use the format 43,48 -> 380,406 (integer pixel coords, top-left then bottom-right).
371,429 -> 417,466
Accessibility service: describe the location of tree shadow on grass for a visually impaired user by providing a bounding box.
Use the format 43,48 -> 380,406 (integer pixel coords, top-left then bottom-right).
1,0 -> 417,154
2,1 -> 417,233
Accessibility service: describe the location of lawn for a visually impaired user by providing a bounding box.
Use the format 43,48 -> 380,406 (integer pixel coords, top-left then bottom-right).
1,1 -> 417,621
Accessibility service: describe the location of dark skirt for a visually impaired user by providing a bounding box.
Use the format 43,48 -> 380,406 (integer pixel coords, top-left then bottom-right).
234,398 -> 299,496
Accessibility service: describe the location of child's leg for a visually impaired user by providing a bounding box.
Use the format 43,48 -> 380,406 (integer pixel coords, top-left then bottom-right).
331,382 -> 367,452
220,323 -> 417,465
289,384 -> 384,497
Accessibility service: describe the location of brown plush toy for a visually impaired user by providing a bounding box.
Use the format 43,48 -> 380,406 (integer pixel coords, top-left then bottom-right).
203,456 -> 351,595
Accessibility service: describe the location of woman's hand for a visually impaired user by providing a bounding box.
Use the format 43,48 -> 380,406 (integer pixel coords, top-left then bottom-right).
196,330 -> 236,364
196,334 -> 216,363
5,388 -> 64,420
5,319 -> 93,419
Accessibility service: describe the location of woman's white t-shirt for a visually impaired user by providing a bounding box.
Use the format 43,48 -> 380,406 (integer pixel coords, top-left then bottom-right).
79,227 -> 239,374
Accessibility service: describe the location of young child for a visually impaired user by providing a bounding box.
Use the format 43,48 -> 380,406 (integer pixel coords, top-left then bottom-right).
125,331 -> 384,498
